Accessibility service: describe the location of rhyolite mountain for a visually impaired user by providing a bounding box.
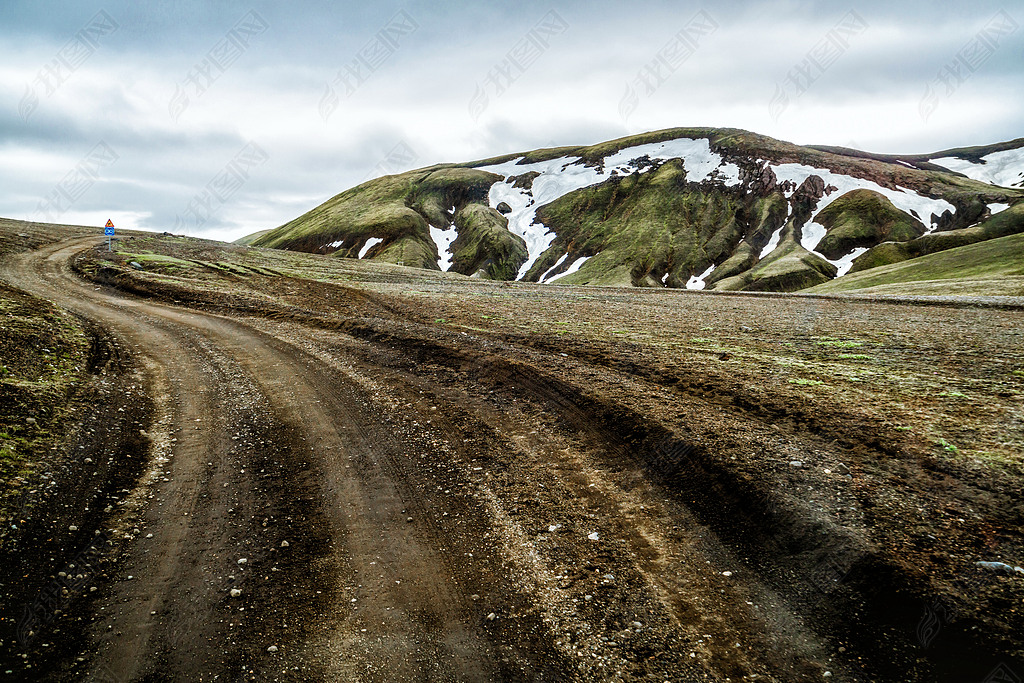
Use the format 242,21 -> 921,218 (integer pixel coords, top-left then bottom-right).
246,128 -> 1024,293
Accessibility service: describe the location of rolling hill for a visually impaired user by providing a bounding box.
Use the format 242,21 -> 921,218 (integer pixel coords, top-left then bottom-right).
806,230 -> 1024,297
245,128 -> 1024,293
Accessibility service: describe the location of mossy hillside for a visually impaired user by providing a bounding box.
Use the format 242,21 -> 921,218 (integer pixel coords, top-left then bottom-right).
245,127 -> 1024,289
850,202 -> 1024,272
252,166 -> 502,270
813,189 -> 926,259
710,225 -> 836,292
747,230 -> 836,292
254,170 -> 422,251
448,204 -> 527,280
408,166 -> 500,228
557,259 -> 635,287
746,193 -> 790,252
699,193 -> 789,289
529,160 -> 747,286
704,240 -> 757,288
234,229 -> 271,246
807,231 -> 1024,295
368,233 -> 440,269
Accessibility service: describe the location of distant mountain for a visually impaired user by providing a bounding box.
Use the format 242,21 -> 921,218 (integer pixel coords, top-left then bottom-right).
245,128 -> 1024,292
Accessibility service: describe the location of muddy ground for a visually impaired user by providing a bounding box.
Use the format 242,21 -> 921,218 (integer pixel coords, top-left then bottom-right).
0,225 -> 1022,682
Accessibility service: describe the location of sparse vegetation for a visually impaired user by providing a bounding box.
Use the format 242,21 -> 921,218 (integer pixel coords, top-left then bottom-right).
816,339 -> 865,348
0,282 -> 92,523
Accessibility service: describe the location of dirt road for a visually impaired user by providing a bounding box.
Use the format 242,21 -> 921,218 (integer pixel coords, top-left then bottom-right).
2,233 -> 1021,681
5,238 -> 557,681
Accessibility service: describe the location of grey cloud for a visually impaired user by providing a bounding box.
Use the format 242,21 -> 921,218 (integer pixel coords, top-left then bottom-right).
1,0 -> 1021,241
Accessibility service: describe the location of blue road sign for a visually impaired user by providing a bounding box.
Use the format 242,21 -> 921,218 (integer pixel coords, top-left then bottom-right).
104,226 -> 115,236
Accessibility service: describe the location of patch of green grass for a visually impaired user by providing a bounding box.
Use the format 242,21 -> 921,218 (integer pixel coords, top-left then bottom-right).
838,353 -> 873,360
120,252 -> 196,269
938,391 -> 967,398
893,426 -> 912,431
807,224 -> 1024,296
816,340 -> 864,348
689,337 -> 714,344
789,378 -> 824,386
434,318 -> 447,324
937,438 -> 959,454
1012,370 -> 1024,377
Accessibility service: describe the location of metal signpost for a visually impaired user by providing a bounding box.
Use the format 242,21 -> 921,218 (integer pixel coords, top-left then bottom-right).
104,219 -> 114,251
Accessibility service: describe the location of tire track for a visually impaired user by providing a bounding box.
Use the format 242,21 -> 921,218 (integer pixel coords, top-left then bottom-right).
2,237 -> 561,681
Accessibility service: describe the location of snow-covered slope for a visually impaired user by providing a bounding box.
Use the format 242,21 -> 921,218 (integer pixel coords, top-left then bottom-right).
763,162 -> 955,274
478,138 -> 740,279
930,147 -> 1024,188
480,139 -> 956,283
428,225 -> 457,271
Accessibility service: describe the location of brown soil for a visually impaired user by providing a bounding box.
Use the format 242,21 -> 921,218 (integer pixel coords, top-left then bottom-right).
1,226 -> 1022,682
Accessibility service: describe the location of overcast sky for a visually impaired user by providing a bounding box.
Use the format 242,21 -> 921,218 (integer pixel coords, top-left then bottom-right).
1,0 -> 1021,242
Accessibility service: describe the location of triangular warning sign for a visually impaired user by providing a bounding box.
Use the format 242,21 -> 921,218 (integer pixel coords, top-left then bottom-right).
105,219 -> 114,228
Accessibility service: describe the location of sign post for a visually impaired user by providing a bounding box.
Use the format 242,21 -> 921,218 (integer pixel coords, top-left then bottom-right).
104,219 -> 114,251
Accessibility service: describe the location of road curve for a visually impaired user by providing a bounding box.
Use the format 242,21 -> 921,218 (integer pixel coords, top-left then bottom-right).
2,236 -> 884,682
3,238 -> 543,681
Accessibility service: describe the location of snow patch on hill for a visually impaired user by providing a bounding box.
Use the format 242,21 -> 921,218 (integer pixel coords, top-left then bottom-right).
760,226 -> 784,258
930,148 -> 1024,188
358,237 -> 382,258
798,222 -> 862,275
539,253 -> 569,282
478,138 -> 741,280
771,163 -> 955,230
546,256 -> 591,283
428,225 -> 457,271
832,247 -> 868,276
763,162 -> 956,272
686,265 -> 715,290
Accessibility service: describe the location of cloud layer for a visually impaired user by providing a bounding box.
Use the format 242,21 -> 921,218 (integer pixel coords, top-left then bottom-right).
1,0 -> 1021,241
